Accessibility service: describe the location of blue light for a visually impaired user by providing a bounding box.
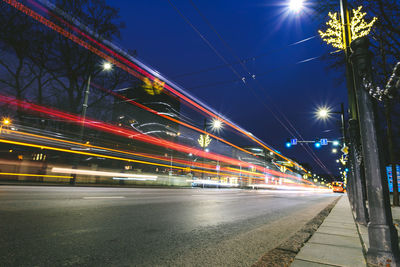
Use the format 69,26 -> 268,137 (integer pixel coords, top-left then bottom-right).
345,168 -> 349,172
332,140 -> 340,146
314,142 -> 321,148
285,142 -> 292,148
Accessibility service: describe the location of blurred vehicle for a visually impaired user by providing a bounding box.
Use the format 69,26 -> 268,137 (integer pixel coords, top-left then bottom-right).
332,181 -> 345,193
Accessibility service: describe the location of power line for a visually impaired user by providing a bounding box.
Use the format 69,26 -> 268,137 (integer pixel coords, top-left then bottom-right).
171,35 -> 318,79
179,0 -> 333,176
187,55 -> 321,90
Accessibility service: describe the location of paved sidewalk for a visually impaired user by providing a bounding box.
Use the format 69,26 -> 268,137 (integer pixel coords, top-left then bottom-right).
291,195 -> 366,267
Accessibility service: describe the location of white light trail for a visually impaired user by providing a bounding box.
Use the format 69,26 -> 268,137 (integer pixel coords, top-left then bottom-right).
51,167 -> 158,179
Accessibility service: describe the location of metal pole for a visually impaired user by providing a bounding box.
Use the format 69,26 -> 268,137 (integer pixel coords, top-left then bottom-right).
340,103 -> 346,143
348,119 -> 369,225
202,118 -> 206,181
350,37 -> 400,265
339,0 -> 369,224
70,75 -> 91,185
79,75 -> 91,140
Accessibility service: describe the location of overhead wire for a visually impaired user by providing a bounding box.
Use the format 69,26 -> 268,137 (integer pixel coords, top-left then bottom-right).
172,35 -> 318,79
178,0 -> 333,176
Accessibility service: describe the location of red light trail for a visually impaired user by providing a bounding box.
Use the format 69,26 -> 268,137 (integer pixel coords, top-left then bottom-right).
0,93 -> 310,184
2,0 -> 306,173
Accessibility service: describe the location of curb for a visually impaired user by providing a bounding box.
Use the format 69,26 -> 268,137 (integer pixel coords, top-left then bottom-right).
252,196 -> 341,267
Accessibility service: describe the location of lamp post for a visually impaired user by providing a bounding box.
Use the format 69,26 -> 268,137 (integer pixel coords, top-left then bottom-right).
197,118 -> 223,183
351,37 -> 400,266
317,2 -> 400,263
0,118 -> 11,134
316,103 -> 345,144
317,1 -> 378,225
211,118 -> 223,182
70,61 -> 113,185
78,61 -> 113,140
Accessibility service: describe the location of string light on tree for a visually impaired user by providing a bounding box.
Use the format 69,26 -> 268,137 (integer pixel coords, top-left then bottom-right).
318,12 -> 344,50
350,6 -> 378,40
318,6 -> 377,50
198,134 -> 212,148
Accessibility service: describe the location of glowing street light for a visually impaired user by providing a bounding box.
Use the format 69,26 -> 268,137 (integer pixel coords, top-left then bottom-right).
332,140 -> 340,146
316,106 -> 331,120
0,117 -> 11,134
211,119 -> 223,131
102,61 -> 113,71
288,0 -> 304,12
2,118 -> 11,126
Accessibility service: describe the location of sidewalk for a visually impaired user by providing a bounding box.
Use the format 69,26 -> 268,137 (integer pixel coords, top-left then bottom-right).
291,195 -> 366,267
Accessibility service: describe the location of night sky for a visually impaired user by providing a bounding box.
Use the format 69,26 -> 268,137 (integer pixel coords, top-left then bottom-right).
107,0 -> 349,177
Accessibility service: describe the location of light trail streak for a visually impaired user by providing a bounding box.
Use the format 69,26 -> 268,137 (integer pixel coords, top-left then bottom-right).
4,129 -> 269,179
51,167 -> 158,179
0,138 -> 261,178
92,82 -> 258,157
0,172 -> 72,179
0,95 -> 292,176
186,179 -> 239,187
249,183 -> 331,192
112,177 -> 156,181
83,196 -> 125,199
0,138 -> 185,170
3,0 -> 305,173
6,129 -> 220,172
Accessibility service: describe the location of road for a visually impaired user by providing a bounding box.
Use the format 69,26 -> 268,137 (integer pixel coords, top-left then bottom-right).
0,186 -> 338,266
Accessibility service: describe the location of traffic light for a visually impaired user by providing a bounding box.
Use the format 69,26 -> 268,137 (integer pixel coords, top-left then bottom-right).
314,139 -> 321,148
285,139 -> 291,148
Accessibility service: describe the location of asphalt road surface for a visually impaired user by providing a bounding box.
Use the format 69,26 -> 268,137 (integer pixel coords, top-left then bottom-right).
0,186 -> 338,266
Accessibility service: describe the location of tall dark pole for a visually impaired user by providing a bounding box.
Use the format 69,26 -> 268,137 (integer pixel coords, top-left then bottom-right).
70,74 -> 91,185
339,0 -> 369,221
348,118 -> 369,224
202,118 -> 206,182
79,74 -> 91,140
350,37 -> 400,266
340,103 -> 345,143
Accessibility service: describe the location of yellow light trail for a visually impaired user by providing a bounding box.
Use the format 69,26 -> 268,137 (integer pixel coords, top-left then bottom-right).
6,130 -> 267,178
0,172 -> 72,179
0,138 -> 246,178
8,130 -> 167,163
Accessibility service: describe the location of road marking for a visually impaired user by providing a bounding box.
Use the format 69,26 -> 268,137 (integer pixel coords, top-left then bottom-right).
83,196 -> 125,199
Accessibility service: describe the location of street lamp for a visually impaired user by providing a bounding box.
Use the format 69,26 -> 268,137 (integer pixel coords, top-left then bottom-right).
315,103 -> 346,144
211,119 -> 222,132
102,61 -> 113,71
288,0 -> 304,12
211,118 -> 223,181
316,107 -> 331,120
79,61 -> 113,140
0,117 -> 11,134
71,62 -> 113,186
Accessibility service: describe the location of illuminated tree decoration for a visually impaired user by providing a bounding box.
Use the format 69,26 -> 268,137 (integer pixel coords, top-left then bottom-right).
318,12 -> 344,50
350,6 -> 378,41
198,134 -> 212,148
318,6 -> 377,50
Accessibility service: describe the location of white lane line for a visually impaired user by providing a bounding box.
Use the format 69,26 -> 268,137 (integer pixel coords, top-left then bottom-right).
83,196 -> 125,199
